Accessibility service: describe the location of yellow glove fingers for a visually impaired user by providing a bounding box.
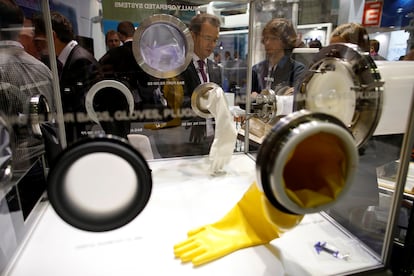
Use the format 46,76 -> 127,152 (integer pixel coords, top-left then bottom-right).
180,246 -> 206,263
192,252 -> 222,266
173,237 -> 198,257
173,183 -> 302,267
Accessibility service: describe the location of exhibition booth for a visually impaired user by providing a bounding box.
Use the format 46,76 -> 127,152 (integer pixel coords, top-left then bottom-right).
1,0 -> 414,275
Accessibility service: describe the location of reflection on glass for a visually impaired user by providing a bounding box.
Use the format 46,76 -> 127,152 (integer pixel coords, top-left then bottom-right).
140,23 -> 186,72
0,116 -> 12,186
3,0 -> 414,274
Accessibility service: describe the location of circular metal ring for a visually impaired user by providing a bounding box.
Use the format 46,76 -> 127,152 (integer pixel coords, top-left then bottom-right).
133,14 -> 193,79
29,94 -> 51,137
253,88 -> 277,122
256,110 -> 358,215
47,135 -> 152,232
191,82 -> 221,119
0,114 -> 12,185
85,80 -> 135,125
295,43 -> 383,148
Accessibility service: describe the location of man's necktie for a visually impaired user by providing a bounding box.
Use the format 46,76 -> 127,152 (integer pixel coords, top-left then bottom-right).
197,60 -> 213,137
197,59 -> 207,83
57,59 -> 63,79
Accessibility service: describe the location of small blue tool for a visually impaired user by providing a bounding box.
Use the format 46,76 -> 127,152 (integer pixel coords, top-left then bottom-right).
314,241 -> 349,260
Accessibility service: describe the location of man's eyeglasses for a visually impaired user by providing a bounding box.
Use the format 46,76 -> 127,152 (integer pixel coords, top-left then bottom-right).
198,34 -> 219,45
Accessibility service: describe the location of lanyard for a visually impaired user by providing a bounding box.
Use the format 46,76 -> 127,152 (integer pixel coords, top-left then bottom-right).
264,63 -> 275,89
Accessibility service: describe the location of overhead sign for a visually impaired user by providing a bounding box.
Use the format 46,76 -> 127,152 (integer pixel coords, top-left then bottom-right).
362,1 -> 383,27
102,0 -> 198,22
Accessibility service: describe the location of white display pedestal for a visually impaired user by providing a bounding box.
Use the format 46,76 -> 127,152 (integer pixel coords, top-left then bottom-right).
4,154 -> 382,276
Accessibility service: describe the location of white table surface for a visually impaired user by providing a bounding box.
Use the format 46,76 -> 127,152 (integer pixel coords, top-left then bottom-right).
4,154 -> 382,276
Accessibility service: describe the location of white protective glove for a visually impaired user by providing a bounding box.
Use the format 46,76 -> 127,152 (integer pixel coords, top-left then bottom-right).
206,86 -> 237,174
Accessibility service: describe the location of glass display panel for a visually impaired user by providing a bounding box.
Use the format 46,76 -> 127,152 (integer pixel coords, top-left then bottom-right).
0,0 -> 51,273
245,1 -> 414,275
2,0 -> 414,275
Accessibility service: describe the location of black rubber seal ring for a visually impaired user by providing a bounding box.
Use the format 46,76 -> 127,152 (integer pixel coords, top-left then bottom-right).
47,135 -> 152,232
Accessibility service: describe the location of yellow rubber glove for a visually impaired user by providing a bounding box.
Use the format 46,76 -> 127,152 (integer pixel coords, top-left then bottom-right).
173,183 -> 304,266
283,132 -> 347,208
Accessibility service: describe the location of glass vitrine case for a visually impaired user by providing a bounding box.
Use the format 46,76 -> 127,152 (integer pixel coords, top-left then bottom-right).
1,0 -> 414,275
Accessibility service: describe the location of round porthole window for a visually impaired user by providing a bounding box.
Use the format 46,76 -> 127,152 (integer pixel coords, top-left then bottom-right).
85,80 -> 134,125
295,43 -> 383,148
133,14 -> 193,79
47,135 -> 152,232
191,82 -> 220,119
256,110 -> 358,215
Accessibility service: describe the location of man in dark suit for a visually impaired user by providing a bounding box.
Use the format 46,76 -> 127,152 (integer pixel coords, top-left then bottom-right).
105,30 -> 121,50
99,21 -> 153,109
182,13 -> 222,97
135,13 -> 223,158
99,21 -> 157,140
179,13 -> 222,153
0,0 -> 56,169
49,11 -> 102,144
